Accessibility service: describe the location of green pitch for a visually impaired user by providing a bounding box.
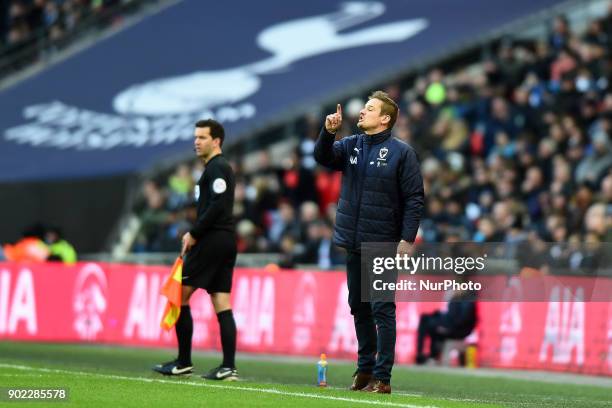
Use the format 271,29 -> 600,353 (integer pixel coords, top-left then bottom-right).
0,341 -> 609,407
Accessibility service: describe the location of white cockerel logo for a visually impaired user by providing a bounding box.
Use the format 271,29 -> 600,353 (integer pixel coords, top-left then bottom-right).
113,2 -> 428,115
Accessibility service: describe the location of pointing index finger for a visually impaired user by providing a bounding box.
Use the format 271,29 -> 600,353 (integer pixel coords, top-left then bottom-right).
337,104 -> 342,117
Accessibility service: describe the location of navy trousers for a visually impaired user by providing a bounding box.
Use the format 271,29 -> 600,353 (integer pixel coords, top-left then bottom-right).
346,251 -> 396,382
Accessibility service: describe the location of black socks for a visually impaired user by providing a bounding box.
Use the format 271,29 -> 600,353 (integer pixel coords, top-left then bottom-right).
217,309 -> 237,369
175,306 -> 236,369
175,305 -> 193,366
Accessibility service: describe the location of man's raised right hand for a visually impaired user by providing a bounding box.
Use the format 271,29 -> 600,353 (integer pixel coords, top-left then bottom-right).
325,104 -> 343,134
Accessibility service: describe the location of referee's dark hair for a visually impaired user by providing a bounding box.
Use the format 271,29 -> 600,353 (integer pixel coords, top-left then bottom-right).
195,119 -> 225,146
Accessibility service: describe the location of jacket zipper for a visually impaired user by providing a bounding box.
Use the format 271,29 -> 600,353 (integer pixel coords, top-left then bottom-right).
352,139 -> 369,250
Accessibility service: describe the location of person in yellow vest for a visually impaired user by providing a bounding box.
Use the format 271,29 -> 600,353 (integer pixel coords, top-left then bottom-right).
45,227 -> 77,265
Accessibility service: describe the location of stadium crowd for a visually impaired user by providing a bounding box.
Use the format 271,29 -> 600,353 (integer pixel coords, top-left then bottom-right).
3,0 -> 120,48
132,10 -> 612,270
0,0 -> 158,75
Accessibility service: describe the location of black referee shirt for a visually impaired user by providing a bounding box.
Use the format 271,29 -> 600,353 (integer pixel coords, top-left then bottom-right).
189,154 -> 235,238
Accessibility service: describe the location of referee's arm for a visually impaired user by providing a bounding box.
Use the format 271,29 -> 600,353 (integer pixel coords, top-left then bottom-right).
190,164 -> 233,239
399,148 -> 425,243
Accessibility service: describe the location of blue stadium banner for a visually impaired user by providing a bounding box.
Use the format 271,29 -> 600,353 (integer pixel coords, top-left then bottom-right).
0,0 -> 564,181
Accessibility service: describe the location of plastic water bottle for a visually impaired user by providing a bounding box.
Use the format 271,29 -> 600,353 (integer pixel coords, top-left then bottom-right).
465,345 -> 478,368
317,353 -> 328,387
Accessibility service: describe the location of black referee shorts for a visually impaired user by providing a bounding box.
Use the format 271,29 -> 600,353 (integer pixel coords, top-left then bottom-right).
182,230 -> 237,293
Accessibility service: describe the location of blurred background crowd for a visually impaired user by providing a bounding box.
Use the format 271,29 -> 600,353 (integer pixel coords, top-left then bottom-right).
2,0 -> 116,49
1,1 -> 610,272
129,8 -> 612,270
0,0 -> 156,77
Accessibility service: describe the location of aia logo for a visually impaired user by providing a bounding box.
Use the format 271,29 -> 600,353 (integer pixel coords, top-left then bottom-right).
73,263 -> 108,340
350,156 -> 358,165
292,274 -> 317,351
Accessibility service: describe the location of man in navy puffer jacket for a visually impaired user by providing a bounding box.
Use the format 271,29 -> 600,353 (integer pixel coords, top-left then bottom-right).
315,91 -> 424,393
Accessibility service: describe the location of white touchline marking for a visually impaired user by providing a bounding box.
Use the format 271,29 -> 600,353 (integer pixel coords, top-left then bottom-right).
0,363 -> 440,408
328,386 -> 423,398
0,373 -> 44,377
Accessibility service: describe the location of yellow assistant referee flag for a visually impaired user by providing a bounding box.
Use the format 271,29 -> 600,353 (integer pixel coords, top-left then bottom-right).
160,257 -> 183,330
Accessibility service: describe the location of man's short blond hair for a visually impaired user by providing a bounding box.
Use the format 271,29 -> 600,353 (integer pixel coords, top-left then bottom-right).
369,90 -> 399,129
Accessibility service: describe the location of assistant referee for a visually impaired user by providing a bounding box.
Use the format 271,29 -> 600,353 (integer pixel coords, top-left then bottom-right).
154,119 -> 239,381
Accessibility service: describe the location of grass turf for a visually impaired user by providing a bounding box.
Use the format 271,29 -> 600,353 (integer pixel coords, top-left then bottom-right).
0,341 -> 609,407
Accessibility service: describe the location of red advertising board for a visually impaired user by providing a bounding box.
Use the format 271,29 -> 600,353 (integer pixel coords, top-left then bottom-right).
0,262 -> 610,375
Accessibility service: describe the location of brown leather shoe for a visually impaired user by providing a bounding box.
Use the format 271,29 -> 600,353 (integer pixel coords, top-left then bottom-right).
349,371 -> 373,391
362,380 -> 391,394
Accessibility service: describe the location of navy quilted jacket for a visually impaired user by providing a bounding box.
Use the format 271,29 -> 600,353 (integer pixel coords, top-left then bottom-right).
314,127 -> 424,251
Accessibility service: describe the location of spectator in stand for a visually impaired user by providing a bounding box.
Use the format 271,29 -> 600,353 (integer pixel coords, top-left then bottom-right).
473,216 -> 504,242
314,168 -> 341,214
45,226 -> 77,264
599,173 -> 612,203
3,224 -> 49,262
277,233 -> 298,269
133,179 -> 171,252
267,201 -> 300,251
549,15 -> 571,53
297,201 -> 321,243
298,220 -> 345,269
575,130 -> 612,186
280,150 -> 318,207
585,202 -> 612,241
167,164 -> 193,210
236,219 -> 260,253
415,289 -> 477,365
